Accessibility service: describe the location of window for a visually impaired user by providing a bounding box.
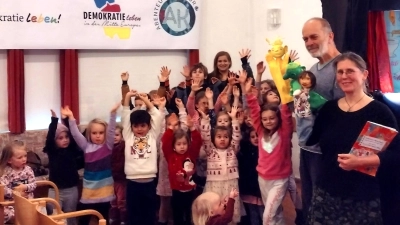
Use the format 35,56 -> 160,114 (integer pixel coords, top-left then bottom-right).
25,50 -> 61,130
0,50 -> 8,132
79,50 -> 187,124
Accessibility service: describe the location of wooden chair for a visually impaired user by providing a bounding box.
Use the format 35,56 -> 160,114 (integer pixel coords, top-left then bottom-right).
0,180 -> 61,225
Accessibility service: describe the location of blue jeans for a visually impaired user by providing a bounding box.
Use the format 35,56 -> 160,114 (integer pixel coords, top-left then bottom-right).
243,203 -> 264,225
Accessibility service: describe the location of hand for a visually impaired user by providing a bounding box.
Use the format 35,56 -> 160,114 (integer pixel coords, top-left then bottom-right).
289,50 -> 299,62
137,93 -> 149,101
244,78 -> 253,95
337,154 -> 360,171
158,66 -> 171,82
110,102 -> 120,113
61,106 -> 73,118
121,72 -> 129,81
126,89 -> 138,98
180,65 -> 190,79
239,48 -> 251,60
191,79 -> 203,92
232,85 -> 240,97
228,106 -> 238,119
186,115 -> 194,130
228,72 -> 238,85
50,109 -> 57,118
256,61 -> 266,75
210,77 -> 220,85
205,88 -> 213,99
220,92 -> 229,105
175,98 -> 184,109
237,69 -> 247,84
176,172 -> 185,182
229,188 -> 239,198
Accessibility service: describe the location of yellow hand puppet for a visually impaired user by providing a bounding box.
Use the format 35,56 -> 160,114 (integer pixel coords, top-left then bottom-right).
265,38 -> 292,104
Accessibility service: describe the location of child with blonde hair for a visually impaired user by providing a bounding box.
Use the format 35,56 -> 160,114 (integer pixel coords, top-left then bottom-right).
63,103 -> 119,225
192,188 -> 239,225
0,140 -> 37,223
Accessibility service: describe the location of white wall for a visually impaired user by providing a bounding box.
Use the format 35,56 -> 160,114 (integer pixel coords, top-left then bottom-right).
0,50 -> 8,132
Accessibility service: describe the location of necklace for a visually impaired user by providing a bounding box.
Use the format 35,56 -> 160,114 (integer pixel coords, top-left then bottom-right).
344,95 -> 365,112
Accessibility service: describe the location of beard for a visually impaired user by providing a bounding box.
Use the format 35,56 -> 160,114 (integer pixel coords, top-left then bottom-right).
307,42 -> 329,58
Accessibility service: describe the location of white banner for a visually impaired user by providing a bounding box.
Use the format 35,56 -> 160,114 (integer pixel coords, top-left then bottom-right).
0,0 -> 201,49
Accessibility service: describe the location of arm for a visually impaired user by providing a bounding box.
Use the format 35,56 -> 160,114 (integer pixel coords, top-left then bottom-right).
68,119 -> 89,151
106,112 -> 117,150
157,81 -> 168,98
121,81 -> 134,110
187,95 -> 197,118
149,106 -> 163,139
24,167 -> 37,193
209,109 -> 217,128
212,198 -> 235,224
246,94 -> 263,135
189,129 -> 203,159
279,104 -> 294,138
230,119 -> 242,154
178,108 -> 188,132
43,117 -> 58,153
161,129 -> 175,161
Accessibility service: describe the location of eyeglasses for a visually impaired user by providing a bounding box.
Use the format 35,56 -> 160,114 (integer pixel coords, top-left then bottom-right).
336,68 -> 363,76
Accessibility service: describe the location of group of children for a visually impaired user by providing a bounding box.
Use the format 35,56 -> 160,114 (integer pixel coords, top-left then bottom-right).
0,50 -> 304,225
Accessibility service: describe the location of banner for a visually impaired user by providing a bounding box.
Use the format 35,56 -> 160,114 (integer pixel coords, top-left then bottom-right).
0,0 -> 201,49
384,10 -> 400,92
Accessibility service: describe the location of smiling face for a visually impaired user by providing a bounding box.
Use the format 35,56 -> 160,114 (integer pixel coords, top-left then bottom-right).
299,74 -> 312,88
336,59 -> 368,94
261,110 -> 279,131
302,19 -> 333,59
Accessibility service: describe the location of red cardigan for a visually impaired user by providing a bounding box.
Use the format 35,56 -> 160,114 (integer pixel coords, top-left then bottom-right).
162,129 -> 202,191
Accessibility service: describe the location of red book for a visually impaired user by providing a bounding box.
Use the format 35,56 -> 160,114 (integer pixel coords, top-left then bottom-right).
350,121 -> 398,176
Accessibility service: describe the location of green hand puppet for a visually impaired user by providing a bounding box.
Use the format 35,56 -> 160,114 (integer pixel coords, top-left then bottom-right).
283,62 -> 327,116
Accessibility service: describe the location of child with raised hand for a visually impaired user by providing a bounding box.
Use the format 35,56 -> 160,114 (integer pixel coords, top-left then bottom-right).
63,103 -> 119,225
199,106 -> 242,224
109,124 -> 127,225
43,109 -> 81,225
239,70 -> 293,225
0,140 -> 37,223
162,114 -> 202,225
192,188 -> 239,225
122,90 -> 163,225
156,97 -> 188,225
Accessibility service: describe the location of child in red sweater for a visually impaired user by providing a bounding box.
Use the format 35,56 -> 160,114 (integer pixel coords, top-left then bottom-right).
192,188 -> 239,225
162,116 -> 202,225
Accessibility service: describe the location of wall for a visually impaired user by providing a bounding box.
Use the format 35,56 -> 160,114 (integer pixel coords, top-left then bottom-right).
0,1 -> 323,178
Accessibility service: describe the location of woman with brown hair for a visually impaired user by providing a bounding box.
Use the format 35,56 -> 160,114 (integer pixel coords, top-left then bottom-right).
306,52 -> 400,224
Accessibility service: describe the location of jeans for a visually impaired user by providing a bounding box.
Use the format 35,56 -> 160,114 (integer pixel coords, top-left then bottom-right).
49,186 -> 79,225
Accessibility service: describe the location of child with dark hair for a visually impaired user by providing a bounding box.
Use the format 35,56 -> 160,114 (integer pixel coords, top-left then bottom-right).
122,90 -> 163,225
162,116 -> 202,225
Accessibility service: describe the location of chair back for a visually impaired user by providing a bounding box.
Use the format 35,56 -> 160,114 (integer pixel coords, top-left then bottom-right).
13,191 -> 39,225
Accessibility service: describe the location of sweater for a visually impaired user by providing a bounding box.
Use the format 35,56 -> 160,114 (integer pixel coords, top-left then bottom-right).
200,119 -> 241,181
111,141 -> 126,181
0,166 -> 37,200
206,198 -> 235,225
306,100 -> 400,200
69,112 -> 116,204
122,106 -> 163,179
43,117 -> 80,189
162,129 -> 202,191
247,94 -> 293,180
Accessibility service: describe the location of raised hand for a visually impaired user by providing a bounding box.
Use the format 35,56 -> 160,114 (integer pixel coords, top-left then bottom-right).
191,79 -> 203,92
198,109 -> 208,119
244,77 -> 254,95
232,85 -> 240,97
289,50 -> 299,62
220,92 -> 229,105
256,61 -> 266,75
228,72 -> 238,85
121,72 -> 129,81
61,106 -> 73,119
175,98 -> 184,109
239,48 -> 251,60
229,188 -> 239,198
205,88 -> 213,99
158,66 -> 171,82
137,93 -> 149,101
126,89 -> 138,98
180,65 -> 190,79
228,106 -> 238,119
111,102 -> 120,113
237,69 -> 247,84
50,109 -> 57,118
